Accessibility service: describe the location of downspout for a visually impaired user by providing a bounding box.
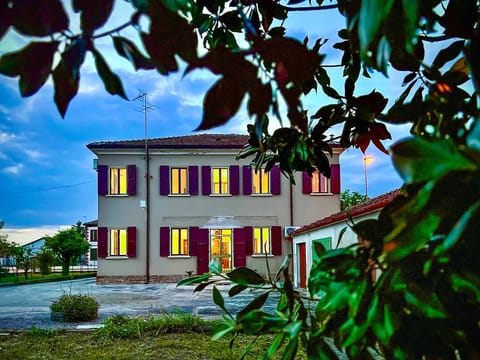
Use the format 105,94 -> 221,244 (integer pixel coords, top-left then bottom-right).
289,182 -> 294,226
144,93 -> 150,284
145,144 -> 150,284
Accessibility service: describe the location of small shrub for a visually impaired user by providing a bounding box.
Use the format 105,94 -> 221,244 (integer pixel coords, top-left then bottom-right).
50,294 -> 99,322
28,325 -> 58,337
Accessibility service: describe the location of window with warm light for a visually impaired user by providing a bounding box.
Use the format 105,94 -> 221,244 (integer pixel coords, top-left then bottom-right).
171,228 -> 189,255
171,168 -> 188,194
252,168 -> 270,194
312,171 -> 330,193
253,227 -> 271,254
212,167 -> 229,194
110,229 -> 127,256
110,167 -> 127,195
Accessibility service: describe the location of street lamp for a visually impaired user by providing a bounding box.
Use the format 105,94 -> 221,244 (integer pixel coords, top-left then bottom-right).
363,155 -> 373,198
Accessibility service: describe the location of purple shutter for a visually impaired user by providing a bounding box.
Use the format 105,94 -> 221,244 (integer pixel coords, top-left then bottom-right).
271,166 -> 281,195
189,227 -> 199,256
189,166 -> 199,195
98,227 -> 108,258
201,166 -> 211,195
243,165 -> 252,195
271,226 -> 282,256
302,172 -> 312,194
331,164 -> 341,194
160,227 -> 170,257
98,165 -> 108,196
127,227 -> 136,257
233,228 -> 246,267
127,165 -> 137,195
160,166 -> 170,195
245,226 -> 253,256
196,228 -> 209,274
230,165 -> 240,195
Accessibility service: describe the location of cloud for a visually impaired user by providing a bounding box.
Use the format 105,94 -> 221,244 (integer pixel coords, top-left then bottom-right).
2,226 -> 69,246
0,131 -> 16,144
3,163 -> 24,175
24,150 -> 44,161
0,152 -> 7,160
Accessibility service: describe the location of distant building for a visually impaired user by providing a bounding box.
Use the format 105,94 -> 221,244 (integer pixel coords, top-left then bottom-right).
84,220 -> 98,267
87,134 -> 344,284
291,189 -> 400,288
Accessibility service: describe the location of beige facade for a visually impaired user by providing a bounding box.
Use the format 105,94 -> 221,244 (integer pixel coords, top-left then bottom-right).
87,134 -> 343,284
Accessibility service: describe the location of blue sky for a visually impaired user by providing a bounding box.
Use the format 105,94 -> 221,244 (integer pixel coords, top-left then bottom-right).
0,2 -> 407,232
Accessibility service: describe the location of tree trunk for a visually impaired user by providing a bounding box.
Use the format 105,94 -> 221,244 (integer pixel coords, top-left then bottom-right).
61,258 -> 70,275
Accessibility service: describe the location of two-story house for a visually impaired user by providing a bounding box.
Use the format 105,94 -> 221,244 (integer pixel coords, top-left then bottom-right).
87,134 -> 343,284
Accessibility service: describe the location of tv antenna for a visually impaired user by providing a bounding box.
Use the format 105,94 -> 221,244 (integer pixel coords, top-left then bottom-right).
131,91 -> 155,144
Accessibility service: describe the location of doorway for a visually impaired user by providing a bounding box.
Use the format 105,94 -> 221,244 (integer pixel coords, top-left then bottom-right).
210,229 -> 232,272
298,243 -> 307,288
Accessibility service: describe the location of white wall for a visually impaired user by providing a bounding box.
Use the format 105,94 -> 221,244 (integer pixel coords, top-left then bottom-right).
292,211 -> 380,288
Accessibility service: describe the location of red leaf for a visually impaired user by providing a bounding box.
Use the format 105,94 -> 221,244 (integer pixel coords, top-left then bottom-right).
197,77 -> 247,130
53,60 -> 80,118
248,82 -> 272,117
370,123 -> 391,154
12,0 -> 68,37
73,0 -> 114,33
353,132 -> 371,153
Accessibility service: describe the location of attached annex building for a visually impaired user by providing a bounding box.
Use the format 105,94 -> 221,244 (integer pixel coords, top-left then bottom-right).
87,134 -> 343,284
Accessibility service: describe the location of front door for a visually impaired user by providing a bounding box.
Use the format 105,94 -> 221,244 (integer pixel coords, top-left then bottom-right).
210,229 -> 232,272
298,243 -> 307,289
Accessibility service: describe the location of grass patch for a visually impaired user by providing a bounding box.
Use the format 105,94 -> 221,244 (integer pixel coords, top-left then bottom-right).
0,329 -> 307,359
0,272 -> 96,285
51,294 -> 99,322
95,312 -> 220,339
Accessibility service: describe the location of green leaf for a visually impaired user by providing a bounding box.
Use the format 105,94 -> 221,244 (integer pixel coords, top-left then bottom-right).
433,201 -> 480,257
307,335 -> 340,360
391,137 -> 476,184
401,0 -> 419,52
228,284 -> 248,297
12,0 -> 69,36
212,285 -> 231,317
209,258 -> 222,275
281,337 -> 299,360
176,273 -> 211,287
273,255 -> 291,283
227,267 -> 265,285
112,36 -> 154,71
211,317 -> 236,340
358,0 -> 395,56
450,272 -> 480,303
237,291 -> 269,319
93,50 -> 128,100
265,334 -> 285,358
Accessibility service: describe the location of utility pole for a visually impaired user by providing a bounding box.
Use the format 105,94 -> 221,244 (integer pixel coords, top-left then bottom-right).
132,92 -> 155,284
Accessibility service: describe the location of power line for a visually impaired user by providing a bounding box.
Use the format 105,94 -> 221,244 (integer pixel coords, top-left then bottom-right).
0,180 -> 96,196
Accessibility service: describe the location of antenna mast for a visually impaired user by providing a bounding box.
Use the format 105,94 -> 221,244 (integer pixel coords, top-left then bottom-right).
132,91 -> 155,284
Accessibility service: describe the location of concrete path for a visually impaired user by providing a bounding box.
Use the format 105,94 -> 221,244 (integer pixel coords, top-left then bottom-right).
0,277 -> 280,330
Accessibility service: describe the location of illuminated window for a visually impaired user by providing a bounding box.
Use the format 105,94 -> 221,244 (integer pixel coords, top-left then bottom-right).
110,167 -> 127,195
252,168 -> 270,194
110,229 -> 127,256
253,227 -> 271,254
171,168 -> 188,194
212,167 -> 229,194
171,228 -> 189,256
312,171 -> 330,193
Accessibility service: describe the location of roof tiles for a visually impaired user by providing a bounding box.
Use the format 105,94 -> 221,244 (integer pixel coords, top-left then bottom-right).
292,189 -> 401,236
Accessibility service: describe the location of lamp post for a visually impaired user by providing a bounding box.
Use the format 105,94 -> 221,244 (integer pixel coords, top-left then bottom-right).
363,155 -> 373,198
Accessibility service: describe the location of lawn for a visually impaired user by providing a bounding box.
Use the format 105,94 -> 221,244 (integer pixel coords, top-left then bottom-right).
0,272 -> 96,285
0,330 -> 305,359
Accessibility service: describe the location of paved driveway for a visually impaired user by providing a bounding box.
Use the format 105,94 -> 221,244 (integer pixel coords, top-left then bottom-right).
0,277 -> 279,330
